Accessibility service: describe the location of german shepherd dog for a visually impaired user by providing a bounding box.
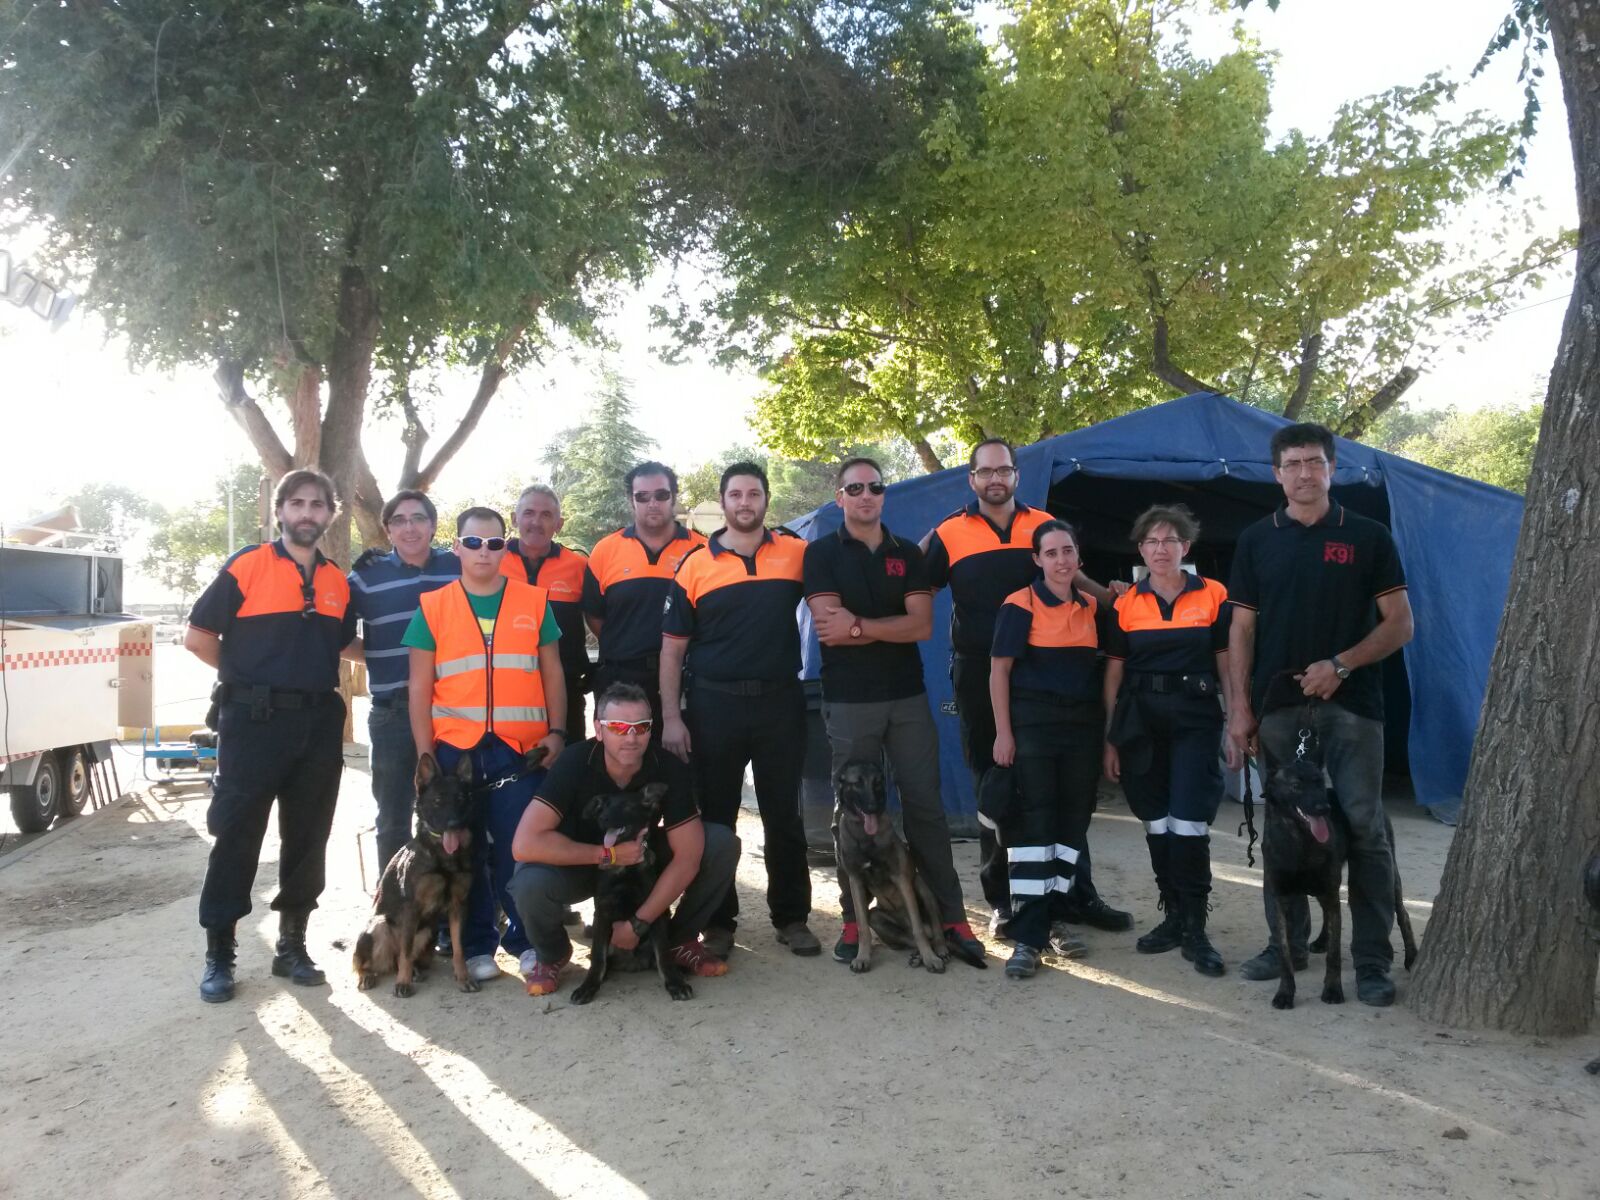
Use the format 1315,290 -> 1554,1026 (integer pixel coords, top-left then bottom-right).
833,759 -> 957,975
354,752 -> 480,997
1263,756 -> 1419,1009
569,783 -> 694,1004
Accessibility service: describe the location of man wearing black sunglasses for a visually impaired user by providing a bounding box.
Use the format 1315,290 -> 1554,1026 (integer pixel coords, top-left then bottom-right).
186,469 -> 358,1003
582,461 -> 706,733
802,457 -> 987,969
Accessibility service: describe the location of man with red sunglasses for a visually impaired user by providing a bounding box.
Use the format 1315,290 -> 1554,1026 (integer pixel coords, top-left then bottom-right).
507,682 -> 738,996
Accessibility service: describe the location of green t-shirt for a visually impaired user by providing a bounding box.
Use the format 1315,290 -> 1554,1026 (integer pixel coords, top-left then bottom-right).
402,580 -> 561,652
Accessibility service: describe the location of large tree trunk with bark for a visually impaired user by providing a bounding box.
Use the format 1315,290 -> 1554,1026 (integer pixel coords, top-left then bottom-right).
1408,0 -> 1600,1035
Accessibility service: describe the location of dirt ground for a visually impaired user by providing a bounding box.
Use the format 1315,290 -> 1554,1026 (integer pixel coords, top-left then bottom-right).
1,749 -> 1596,1200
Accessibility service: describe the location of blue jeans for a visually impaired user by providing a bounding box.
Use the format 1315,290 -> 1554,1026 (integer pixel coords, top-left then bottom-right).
367,700 -> 418,873
433,735 -> 544,960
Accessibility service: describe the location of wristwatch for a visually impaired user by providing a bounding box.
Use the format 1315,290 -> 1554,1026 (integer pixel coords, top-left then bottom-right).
849,622 -> 863,639
1330,655 -> 1351,680
629,915 -> 652,942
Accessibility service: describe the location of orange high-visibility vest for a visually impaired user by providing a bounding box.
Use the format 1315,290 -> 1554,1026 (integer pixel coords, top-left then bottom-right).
419,579 -> 550,753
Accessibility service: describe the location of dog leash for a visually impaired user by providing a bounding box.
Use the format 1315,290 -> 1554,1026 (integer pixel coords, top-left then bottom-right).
1237,761 -> 1258,868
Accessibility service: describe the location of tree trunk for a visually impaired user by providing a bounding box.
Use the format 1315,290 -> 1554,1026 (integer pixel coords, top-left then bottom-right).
1408,0 -> 1600,1035
910,435 -> 944,474
1334,366 -> 1418,441
1282,328 -> 1322,420
318,264 -> 380,567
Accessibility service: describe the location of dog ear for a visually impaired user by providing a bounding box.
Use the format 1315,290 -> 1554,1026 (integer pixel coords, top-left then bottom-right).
414,753 -> 438,791
453,754 -> 474,786
641,782 -> 667,815
582,795 -> 607,824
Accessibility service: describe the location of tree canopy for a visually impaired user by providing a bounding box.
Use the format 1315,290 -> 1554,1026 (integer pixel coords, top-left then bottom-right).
540,370 -> 657,551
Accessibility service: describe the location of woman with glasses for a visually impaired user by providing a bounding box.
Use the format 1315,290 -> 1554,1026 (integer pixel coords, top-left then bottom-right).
1101,505 -> 1241,977
988,519 -> 1108,979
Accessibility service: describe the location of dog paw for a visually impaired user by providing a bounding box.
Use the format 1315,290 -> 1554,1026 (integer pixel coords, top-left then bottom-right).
393,980 -> 415,998
907,952 -> 922,968
667,982 -> 694,1001
1271,991 -> 1295,1010
357,973 -> 376,992
924,954 -> 946,975
569,985 -> 597,1006
1321,985 -> 1345,1005
457,975 -> 480,994
849,957 -> 872,974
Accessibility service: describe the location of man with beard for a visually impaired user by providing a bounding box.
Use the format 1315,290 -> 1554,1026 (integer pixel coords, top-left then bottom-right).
501,485 -> 590,738
659,463 -> 818,960
582,462 -> 707,730
921,438 -> 1131,945
186,469 -> 358,1003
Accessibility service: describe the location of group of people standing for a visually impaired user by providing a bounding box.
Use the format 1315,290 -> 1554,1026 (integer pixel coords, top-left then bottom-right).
186,420 -> 1413,1010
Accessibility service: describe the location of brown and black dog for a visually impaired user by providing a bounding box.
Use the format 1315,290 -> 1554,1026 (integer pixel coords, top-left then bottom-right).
354,752 -> 480,997
833,759 -> 952,975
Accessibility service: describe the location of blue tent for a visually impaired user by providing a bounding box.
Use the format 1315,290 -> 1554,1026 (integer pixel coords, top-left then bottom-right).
792,392 -> 1523,826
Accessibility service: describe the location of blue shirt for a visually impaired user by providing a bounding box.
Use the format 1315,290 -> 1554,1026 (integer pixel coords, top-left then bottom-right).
347,547 -> 460,695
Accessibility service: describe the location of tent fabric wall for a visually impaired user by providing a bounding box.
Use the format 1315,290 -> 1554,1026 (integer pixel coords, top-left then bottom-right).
794,393 -> 1523,827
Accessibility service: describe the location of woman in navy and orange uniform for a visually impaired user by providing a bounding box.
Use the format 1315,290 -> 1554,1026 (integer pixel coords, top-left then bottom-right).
988,519 -> 1106,980
1102,504 -> 1243,977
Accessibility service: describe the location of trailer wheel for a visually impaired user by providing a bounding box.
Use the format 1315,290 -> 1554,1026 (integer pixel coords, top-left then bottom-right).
10,755 -> 62,833
58,749 -> 91,819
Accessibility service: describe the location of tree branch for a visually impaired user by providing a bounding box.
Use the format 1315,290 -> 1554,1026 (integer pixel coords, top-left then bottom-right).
1283,328 -> 1323,420
349,444 -> 387,550
214,360 -> 294,479
1151,315 -> 1218,395
288,362 -> 323,466
1334,367 -> 1420,440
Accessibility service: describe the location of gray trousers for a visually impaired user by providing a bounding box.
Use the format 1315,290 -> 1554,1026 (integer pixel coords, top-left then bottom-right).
1259,701 -> 1396,970
823,694 -> 967,925
507,823 -> 740,963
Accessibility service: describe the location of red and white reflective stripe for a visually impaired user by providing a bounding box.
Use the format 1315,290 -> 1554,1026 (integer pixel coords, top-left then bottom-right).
119,643 -> 154,657
0,749 -> 45,767
0,647 -> 119,672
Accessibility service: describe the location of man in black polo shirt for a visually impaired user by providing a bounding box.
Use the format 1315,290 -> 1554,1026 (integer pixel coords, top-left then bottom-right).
506,683 -> 738,997
660,462 -> 817,959
1227,423 -> 1414,1006
803,457 -> 986,969
185,469 -> 358,1003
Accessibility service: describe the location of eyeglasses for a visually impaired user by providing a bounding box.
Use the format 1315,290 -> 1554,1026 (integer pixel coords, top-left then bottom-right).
839,481 -> 887,497
598,718 -> 653,736
386,513 -> 432,528
1278,457 -> 1329,474
300,582 -> 317,620
1139,537 -> 1184,549
633,489 -> 674,504
459,535 -> 507,551
970,466 -> 1016,481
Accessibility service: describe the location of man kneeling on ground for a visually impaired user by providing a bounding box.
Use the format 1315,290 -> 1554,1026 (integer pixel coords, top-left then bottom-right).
508,682 -> 738,997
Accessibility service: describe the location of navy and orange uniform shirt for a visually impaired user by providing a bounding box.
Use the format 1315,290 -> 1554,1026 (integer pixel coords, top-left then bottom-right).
1228,499 -> 1407,722
662,529 -> 805,683
189,540 -> 357,692
503,539 -> 591,686
581,523 -> 708,664
924,501 -> 1055,658
990,581 -> 1103,704
1102,572 -> 1230,677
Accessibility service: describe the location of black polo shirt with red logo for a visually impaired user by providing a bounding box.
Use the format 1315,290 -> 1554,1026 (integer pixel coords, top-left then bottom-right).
801,524 -> 930,703
1228,500 -> 1407,722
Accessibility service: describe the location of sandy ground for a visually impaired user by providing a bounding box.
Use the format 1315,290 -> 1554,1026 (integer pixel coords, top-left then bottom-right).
1,743 -> 1597,1200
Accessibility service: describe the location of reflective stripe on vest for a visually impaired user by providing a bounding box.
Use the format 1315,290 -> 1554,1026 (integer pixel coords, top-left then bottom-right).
434,652 -> 540,679
419,579 -> 551,754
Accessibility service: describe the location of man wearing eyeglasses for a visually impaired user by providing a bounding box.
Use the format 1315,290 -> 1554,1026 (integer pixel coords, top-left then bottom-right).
582,462 -> 707,733
344,489 -> 460,875
186,469 -> 358,1003
501,485 -> 591,739
405,507 -> 568,986
921,438 -> 1131,945
1226,423 -> 1413,1006
802,457 -> 987,969
507,682 -> 737,996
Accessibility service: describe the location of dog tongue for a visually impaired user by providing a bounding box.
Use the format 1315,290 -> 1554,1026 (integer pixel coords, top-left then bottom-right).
863,813 -> 880,837
604,828 -> 623,848
1305,815 -> 1331,845
443,829 -> 464,855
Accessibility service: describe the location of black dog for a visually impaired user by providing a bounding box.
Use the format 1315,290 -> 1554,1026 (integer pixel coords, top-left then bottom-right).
569,782 -> 693,1004
1262,757 -> 1419,1009
354,752 -> 479,997
833,759 -> 975,974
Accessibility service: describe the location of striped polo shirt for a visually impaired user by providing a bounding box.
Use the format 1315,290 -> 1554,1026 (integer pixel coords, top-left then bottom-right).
347,547 -> 461,696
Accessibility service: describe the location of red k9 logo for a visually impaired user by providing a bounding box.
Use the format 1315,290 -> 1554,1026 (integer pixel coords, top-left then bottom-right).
1323,541 -> 1356,565
884,558 -> 906,577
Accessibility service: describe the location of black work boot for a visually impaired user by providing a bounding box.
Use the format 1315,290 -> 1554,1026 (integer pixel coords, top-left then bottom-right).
271,911 -> 327,986
1060,857 -> 1135,932
201,926 -> 238,1004
1179,896 -> 1225,977
1136,894 -> 1184,954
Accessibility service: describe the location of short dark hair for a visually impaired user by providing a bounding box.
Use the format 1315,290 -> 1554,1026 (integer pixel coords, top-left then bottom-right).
1032,518 -> 1079,555
969,437 -> 1016,470
274,468 -> 338,515
455,506 -> 506,535
1270,423 -> 1336,467
719,461 -> 769,496
625,461 -> 679,495
835,456 -> 883,486
596,681 -> 650,719
381,489 -> 437,527
1131,503 -> 1199,545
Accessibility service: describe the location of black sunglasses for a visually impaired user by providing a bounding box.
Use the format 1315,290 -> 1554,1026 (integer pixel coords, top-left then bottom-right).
300,582 -> 317,620
632,488 -> 674,503
839,481 -> 887,497
459,535 -> 507,551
